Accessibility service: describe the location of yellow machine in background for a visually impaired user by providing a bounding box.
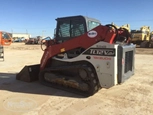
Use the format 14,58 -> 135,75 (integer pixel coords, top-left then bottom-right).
111,22 -> 130,32
121,24 -> 130,32
131,26 -> 151,47
150,31 -> 153,47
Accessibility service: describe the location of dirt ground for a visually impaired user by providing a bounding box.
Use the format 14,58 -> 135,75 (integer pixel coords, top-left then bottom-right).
0,43 -> 153,115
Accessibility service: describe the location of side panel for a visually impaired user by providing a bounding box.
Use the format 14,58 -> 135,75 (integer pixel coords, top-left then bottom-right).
96,43 -> 118,88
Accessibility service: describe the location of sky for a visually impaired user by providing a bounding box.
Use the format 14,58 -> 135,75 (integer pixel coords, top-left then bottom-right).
1,0 -> 153,37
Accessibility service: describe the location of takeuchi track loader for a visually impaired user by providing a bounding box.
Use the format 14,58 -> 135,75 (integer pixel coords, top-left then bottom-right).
16,15 -> 135,96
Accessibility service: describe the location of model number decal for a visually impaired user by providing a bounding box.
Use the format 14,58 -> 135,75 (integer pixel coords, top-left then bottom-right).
83,48 -> 115,56
93,56 -> 112,60
87,30 -> 97,38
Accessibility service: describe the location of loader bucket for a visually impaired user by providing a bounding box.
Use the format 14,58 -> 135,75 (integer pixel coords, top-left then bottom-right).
16,64 -> 40,82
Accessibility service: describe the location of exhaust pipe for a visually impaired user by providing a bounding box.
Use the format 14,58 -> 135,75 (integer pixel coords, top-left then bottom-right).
16,64 -> 40,82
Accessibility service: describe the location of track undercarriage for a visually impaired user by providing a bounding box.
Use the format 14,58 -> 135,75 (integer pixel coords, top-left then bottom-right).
39,63 -> 100,96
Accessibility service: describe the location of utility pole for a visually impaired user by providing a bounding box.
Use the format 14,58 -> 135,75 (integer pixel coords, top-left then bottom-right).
26,29 -> 28,34
11,29 -> 14,40
11,29 -> 13,34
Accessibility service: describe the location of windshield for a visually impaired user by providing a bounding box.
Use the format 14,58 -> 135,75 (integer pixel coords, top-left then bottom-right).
57,20 -> 85,38
88,21 -> 100,31
2,32 -> 12,39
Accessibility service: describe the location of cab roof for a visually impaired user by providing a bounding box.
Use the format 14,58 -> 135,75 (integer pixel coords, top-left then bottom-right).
56,15 -> 101,24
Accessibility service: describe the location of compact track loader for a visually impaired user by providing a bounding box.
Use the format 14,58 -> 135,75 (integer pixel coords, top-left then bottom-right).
16,15 -> 135,96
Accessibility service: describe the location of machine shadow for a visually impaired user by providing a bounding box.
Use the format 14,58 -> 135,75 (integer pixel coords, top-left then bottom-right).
0,72 -> 84,98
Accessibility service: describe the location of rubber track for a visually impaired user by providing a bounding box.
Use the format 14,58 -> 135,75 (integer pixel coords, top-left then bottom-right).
39,64 -> 100,97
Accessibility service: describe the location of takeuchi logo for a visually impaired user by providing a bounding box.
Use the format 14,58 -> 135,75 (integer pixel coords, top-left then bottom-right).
87,30 -> 97,38
3,97 -> 37,112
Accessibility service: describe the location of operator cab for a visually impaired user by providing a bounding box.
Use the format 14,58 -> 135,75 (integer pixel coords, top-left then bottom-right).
55,15 -> 101,42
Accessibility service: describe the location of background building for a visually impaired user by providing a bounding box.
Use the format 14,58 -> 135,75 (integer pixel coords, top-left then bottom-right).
12,33 -> 31,40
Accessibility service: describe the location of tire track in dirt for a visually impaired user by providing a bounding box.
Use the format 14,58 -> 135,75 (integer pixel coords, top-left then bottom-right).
23,94 -> 81,115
